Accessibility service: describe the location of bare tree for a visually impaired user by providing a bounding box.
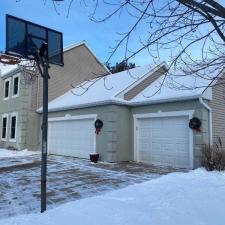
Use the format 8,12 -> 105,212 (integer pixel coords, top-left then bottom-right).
13,1 -> 225,92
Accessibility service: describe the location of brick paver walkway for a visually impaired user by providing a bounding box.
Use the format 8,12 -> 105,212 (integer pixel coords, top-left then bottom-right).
0,155 -> 179,218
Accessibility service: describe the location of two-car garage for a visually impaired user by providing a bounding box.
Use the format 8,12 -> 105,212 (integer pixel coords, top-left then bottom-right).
47,111 -> 194,169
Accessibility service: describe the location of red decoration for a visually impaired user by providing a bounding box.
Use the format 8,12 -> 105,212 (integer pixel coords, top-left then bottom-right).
195,127 -> 201,132
95,128 -> 101,135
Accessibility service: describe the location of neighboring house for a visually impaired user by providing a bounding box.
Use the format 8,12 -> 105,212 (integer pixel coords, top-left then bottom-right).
39,62 -> 225,169
0,41 -> 109,150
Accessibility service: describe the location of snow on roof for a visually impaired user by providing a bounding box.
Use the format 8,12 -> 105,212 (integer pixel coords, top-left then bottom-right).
0,63 -> 18,77
47,64 -> 157,112
131,70 -> 213,104
46,63 -> 214,112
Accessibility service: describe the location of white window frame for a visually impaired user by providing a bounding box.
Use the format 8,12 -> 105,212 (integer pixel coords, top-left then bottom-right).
12,74 -> 20,98
1,114 -> 8,141
133,110 -> 194,169
3,78 -> 11,100
9,112 -> 18,142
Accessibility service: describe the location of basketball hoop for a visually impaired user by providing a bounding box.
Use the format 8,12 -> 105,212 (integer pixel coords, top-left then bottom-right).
19,62 -> 39,85
0,53 -> 38,84
0,54 -> 20,65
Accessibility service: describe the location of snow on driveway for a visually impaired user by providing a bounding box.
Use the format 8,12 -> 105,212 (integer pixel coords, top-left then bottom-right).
0,149 -> 38,158
1,169 -> 224,225
0,155 -> 170,218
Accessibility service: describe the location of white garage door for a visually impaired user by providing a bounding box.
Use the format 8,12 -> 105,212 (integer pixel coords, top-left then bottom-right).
48,118 -> 95,158
136,116 -> 190,168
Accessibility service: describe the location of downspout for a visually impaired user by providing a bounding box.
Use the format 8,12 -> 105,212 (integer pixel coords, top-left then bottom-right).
199,97 -> 213,145
36,76 -> 40,109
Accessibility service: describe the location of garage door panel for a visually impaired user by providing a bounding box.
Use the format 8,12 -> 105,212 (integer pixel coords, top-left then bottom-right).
137,116 -> 190,168
48,118 -> 95,158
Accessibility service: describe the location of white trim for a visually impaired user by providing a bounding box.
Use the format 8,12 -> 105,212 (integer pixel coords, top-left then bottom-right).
1,114 -> 8,141
48,114 -> 97,154
48,114 -> 97,122
63,41 -> 86,52
133,110 -> 194,119
133,110 -> 194,169
9,112 -> 18,142
39,95 -> 200,113
64,41 -> 111,74
199,97 -> 213,145
12,73 -> 20,98
3,78 -> 11,100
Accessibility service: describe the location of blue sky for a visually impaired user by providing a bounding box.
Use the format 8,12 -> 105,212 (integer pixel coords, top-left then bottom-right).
0,0 -> 204,66
0,0 -> 154,66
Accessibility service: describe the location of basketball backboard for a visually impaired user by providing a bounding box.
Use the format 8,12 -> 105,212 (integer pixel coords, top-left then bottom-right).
6,14 -> 64,66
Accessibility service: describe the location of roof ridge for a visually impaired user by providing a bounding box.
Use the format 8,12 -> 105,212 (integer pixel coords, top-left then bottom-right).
114,62 -> 168,99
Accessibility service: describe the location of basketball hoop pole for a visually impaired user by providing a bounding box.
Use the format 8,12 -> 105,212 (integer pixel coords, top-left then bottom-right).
41,60 -> 48,213
36,43 -> 49,213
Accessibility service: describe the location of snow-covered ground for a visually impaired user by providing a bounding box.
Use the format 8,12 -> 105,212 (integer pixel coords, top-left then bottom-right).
1,168 -> 224,225
0,155 -> 162,218
0,149 -> 38,158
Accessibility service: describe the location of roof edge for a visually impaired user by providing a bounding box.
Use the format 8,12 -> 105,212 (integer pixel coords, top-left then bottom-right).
39,95 -> 201,114
64,41 -> 111,74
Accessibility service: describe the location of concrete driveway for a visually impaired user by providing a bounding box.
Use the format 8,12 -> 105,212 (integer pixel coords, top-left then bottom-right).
0,154 -> 177,218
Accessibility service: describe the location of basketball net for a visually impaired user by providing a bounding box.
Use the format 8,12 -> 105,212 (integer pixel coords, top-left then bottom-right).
0,53 -> 39,84
0,53 -> 20,65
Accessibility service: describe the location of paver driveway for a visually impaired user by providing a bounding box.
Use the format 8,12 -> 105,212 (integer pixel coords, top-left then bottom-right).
0,154 -> 178,218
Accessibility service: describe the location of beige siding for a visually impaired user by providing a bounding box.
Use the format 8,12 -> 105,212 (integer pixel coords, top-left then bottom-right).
32,44 -> 109,109
30,75 -> 39,112
124,67 -> 166,100
209,74 -> 225,145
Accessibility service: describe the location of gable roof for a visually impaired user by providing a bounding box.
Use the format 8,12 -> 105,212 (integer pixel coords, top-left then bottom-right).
62,41 -> 110,74
45,64 -> 158,112
0,41 -> 109,78
45,62 -> 214,112
131,69 -> 213,104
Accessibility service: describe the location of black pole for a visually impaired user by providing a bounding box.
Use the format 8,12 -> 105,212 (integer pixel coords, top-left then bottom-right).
41,60 -> 49,213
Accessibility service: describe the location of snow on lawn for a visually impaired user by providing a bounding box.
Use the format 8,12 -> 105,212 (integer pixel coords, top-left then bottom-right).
0,149 -> 38,158
1,168 -> 225,225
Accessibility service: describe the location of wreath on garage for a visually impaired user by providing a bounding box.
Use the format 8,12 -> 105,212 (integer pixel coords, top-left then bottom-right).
189,117 -> 201,132
95,119 -> 103,135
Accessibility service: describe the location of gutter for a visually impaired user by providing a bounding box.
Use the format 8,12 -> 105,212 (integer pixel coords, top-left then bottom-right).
37,95 -> 201,113
37,99 -> 127,113
130,95 -> 201,106
199,97 -> 213,145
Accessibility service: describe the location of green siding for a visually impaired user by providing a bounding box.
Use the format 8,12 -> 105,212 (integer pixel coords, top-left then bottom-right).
0,72 -> 40,150
47,99 -> 210,168
131,100 -> 210,168
47,105 -> 130,162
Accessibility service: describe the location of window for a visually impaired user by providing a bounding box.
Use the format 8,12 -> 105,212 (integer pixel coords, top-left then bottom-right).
10,113 -> 17,142
3,78 -> 10,100
12,75 -> 20,97
1,114 -> 8,141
